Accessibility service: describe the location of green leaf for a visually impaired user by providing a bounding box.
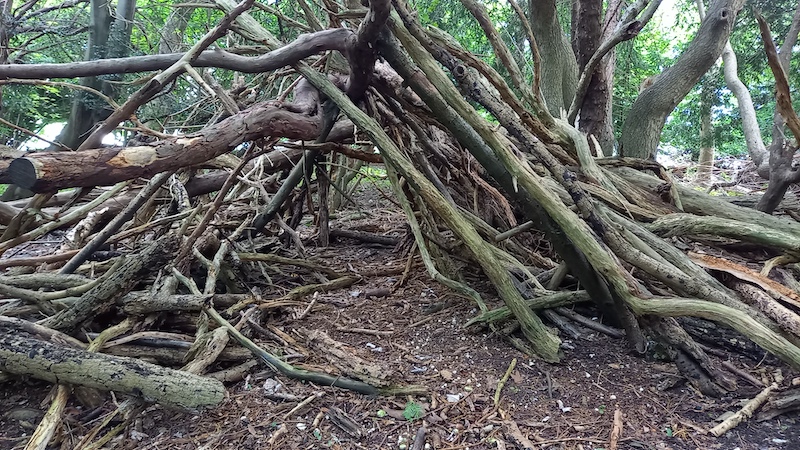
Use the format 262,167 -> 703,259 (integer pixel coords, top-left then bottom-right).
402,401 -> 424,421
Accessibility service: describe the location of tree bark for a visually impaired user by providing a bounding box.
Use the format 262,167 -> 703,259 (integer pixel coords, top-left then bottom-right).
756,10 -> 800,213
528,0 -> 578,115
6,105 -> 354,192
50,0 -> 113,152
572,0 -> 619,155
720,40 -> 768,172
0,322 -> 225,409
41,234 -> 179,331
620,0 -> 744,159
697,73 -> 715,182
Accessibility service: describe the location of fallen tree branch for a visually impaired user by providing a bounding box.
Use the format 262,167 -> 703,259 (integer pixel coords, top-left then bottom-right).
203,303 -> 425,395
7,106 -> 354,192
0,320 -> 225,409
710,381 -> 779,436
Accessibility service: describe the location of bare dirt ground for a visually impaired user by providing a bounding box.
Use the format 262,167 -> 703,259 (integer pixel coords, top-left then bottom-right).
1,173 -> 799,450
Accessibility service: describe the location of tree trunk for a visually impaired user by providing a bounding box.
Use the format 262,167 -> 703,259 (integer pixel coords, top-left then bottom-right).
720,41 -> 768,173
756,8 -> 800,213
620,0 -> 744,159
697,73 -> 715,182
528,0 -> 578,115
572,0 -> 620,155
51,0 -> 114,152
0,0 -> 13,114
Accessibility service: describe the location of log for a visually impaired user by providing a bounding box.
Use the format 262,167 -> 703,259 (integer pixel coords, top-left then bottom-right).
6,105 -> 354,192
104,344 -> 251,366
0,323 -> 225,409
41,234 -> 179,331
119,292 -> 248,315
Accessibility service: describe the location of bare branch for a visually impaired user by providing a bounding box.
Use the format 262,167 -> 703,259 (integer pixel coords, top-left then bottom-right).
0,29 -> 354,78
757,11 -> 800,145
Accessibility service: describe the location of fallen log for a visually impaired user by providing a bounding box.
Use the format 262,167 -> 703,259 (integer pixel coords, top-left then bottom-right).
6,105 -> 354,192
119,292 -> 248,315
0,322 -> 225,409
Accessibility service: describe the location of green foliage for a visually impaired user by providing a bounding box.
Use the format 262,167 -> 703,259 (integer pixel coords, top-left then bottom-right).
402,401 -> 423,421
658,2 -> 800,159
0,85 -> 70,144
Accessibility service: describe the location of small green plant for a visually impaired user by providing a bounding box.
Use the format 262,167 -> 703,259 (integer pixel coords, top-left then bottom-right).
597,404 -> 606,414
402,401 -> 423,421
376,409 -> 387,418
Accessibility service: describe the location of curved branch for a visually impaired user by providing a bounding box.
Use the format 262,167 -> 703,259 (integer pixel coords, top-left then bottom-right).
758,12 -> 800,144
0,29 -> 355,79
620,0 -> 745,159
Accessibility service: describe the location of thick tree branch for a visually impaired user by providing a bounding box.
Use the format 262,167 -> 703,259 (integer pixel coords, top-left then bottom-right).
758,12 -> 800,144
620,0 -> 744,159
755,10 -> 800,213
5,104 -> 354,192
0,29 -> 355,79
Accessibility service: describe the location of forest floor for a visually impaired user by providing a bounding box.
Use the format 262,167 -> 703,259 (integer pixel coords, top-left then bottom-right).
1,165 -> 799,450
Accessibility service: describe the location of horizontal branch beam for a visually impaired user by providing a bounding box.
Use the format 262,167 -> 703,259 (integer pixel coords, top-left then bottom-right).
5,103 -> 353,192
0,28 -> 354,79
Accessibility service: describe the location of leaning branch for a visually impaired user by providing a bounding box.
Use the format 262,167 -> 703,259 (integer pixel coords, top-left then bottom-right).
757,11 -> 800,144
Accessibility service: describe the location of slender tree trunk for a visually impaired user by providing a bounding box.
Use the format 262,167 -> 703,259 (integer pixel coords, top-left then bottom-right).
52,0 -> 114,152
720,41 -> 768,174
528,0 -> 578,116
0,0 -> 13,120
697,74 -> 714,182
619,0 -> 744,159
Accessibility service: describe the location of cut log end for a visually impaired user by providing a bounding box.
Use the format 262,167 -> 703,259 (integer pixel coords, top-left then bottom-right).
9,157 -> 39,190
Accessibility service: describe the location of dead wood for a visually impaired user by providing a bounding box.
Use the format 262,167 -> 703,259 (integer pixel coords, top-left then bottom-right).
119,292 -> 248,315
330,228 -> 400,245
757,387 -> 800,421
6,108 -> 355,192
41,234 -> 179,331
301,328 -> 391,387
0,320 -> 225,409
3,3 -> 800,448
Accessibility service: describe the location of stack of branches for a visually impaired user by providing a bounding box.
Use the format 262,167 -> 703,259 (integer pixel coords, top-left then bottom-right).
1,0 -> 800,445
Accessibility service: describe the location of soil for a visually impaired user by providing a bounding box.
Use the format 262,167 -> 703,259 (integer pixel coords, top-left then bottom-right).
1,175 -> 799,450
